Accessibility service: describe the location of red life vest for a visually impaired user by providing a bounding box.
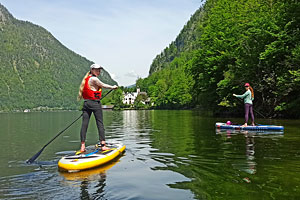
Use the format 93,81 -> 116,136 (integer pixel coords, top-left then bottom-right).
82,75 -> 102,100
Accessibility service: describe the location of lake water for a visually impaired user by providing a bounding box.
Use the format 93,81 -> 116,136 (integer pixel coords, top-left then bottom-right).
0,110 -> 300,199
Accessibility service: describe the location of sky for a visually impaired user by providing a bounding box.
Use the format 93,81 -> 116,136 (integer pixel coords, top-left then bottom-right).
1,0 -> 202,86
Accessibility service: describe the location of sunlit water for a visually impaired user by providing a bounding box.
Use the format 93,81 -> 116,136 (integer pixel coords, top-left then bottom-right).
0,110 -> 299,199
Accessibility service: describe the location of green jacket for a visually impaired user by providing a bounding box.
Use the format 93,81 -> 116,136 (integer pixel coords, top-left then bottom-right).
236,90 -> 254,104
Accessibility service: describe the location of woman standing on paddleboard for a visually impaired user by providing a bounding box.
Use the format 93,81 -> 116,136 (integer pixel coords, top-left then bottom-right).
233,83 -> 255,127
78,64 -> 118,152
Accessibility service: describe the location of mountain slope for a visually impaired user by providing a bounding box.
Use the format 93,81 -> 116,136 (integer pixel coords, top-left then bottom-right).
0,4 -> 117,111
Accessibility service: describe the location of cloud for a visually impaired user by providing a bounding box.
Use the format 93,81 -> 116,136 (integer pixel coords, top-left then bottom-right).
124,70 -> 139,78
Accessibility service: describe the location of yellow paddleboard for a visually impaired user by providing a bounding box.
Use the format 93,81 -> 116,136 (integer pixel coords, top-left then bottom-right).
58,141 -> 125,172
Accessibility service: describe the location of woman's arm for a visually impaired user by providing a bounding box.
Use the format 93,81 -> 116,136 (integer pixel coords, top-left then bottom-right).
91,77 -> 118,89
234,90 -> 250,99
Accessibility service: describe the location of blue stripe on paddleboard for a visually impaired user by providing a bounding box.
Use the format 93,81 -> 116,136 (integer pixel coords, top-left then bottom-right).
84,150 -> 99,157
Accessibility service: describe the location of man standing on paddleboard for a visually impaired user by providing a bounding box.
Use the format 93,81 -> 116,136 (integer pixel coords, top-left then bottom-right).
233,83 -> 255,127
77,64 -> 118,152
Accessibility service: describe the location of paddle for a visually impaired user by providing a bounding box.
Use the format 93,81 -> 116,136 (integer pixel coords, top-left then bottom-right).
26,89 -> 114,164
100,88 -> 114,99
26,114 -> 83,164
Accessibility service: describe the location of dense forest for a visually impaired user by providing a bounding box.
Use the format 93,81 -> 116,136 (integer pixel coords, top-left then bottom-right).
0,4 -> 117,111
138,0 -> 300,118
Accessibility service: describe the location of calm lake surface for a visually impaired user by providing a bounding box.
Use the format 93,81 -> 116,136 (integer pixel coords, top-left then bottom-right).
0,110 -> 300,200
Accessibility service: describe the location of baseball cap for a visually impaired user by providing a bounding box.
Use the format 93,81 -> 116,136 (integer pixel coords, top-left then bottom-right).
244,83 -> 250,87
90,64 -> 103,70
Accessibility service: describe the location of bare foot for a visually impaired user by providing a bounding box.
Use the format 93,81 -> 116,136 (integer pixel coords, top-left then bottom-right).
101,146 -> 111,151
80,143 -> 86,152
241,123 -> 247,127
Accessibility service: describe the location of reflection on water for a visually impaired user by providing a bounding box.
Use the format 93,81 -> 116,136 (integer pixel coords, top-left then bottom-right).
216,129 -> 284,176
227,131 -> 257,176
59,156 -> 121,199
0,111 -> 300,199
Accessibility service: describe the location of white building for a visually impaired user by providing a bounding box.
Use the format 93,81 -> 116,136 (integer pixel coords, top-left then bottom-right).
123,88 -> 149,105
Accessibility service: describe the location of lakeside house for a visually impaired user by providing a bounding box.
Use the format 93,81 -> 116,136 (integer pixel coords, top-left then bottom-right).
123,88 -> 150,105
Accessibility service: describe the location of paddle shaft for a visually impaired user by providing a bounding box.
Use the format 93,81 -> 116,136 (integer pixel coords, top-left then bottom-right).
26,113 -> 83,164
26,89 -> 114,164
100,89 -> 114,100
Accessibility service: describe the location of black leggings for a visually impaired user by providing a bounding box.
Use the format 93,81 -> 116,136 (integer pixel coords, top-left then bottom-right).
80,100 -> 105,142
244,103 -> 255,124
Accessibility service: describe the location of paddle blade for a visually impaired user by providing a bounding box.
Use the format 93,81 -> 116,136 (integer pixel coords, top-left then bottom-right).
26,148 -> 44,164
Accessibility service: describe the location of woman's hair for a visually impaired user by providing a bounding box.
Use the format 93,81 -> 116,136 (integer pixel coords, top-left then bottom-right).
249,86 -> 254,99
77,71 -> 91,101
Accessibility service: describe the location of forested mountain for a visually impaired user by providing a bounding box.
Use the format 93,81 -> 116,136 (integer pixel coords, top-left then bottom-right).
0,4 -> 117,111
139,0 -> 300,118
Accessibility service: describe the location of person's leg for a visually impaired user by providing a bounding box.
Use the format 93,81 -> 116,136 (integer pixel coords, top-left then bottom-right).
80,101 -> 92,152
243,103 -> 250,127
249,104 -> 255,125
92,101 -> 109,150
